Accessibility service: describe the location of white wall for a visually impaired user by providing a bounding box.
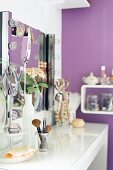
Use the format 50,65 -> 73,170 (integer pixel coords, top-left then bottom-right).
0,0 -> 62,79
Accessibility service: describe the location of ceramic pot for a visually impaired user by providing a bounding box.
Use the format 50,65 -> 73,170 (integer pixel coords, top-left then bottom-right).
82,72 -> 100,85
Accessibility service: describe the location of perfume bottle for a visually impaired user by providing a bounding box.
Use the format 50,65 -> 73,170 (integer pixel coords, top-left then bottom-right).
100,74 -> 110,85
101,65 -> 106,78
110,69 -> 113,84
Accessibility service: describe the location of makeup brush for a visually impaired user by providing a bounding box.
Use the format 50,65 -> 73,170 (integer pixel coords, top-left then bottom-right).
45,125 -> 52,133
42,118 -> 46,133
32,119 -> 41,133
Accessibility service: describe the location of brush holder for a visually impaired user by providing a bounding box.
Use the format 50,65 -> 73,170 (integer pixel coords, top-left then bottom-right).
38,133 -> 49,152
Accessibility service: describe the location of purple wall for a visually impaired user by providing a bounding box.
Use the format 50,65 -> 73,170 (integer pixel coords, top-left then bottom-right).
62,0 -> 113,169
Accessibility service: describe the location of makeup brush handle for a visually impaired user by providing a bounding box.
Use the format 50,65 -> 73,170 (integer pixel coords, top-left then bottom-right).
43,119 -> 46,133
37,127 -> 41,133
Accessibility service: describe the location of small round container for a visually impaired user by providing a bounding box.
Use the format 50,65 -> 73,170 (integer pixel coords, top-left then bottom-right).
101,93 -> 113,111
87,95 -> 99,111
90,95 -> 99,111
8,123 -> 21,134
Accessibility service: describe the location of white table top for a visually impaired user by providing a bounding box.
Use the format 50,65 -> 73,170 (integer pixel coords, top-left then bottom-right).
0,123 -> 108,170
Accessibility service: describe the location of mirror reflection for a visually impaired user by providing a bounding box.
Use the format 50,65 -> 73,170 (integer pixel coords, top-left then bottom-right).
9,19 -> 42,68
0,11 -> 55,119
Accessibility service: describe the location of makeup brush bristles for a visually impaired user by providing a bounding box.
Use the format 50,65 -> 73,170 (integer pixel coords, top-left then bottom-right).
32,119 -> 41,133
32,119 -> 52,134
45,125 -> 52,133
32,119 -> 41,128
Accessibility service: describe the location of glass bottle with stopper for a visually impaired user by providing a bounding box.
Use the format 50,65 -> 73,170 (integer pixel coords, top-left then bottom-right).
100,66 -> 110,85
101,65 -> 106,78
110,69 -> 113,84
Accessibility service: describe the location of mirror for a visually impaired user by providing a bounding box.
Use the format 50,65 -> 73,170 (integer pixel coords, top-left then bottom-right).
9,19 -> 42,68
0,11 -> 55,112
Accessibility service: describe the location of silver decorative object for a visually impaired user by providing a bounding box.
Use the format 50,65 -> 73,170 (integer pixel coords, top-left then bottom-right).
1,64 -> 23,133
2,65 -> 23,96
55,78 -> 70,125
8,123 -> 21,134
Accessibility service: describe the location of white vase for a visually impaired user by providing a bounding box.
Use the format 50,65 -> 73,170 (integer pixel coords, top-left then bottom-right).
22,94 -> 35,147
0,91 -> 6,133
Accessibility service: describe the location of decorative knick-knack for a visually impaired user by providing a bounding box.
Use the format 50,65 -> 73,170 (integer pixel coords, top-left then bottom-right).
55,79 -> 70,125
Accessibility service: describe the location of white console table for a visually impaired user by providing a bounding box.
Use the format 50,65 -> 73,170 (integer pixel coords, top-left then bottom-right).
0,123 -> 108,170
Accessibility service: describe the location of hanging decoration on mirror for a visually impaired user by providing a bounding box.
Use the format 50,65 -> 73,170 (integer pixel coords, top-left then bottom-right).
9,19 -> 26,37
16,22 -> 26,37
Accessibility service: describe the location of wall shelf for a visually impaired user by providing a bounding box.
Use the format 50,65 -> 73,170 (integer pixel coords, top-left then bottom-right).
52,0 -> 90,9
81,85 -> 113,115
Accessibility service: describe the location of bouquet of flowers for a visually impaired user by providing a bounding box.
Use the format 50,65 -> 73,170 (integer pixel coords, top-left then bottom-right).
20,67 -> 48,94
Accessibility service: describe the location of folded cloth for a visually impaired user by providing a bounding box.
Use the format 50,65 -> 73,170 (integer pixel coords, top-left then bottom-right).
4,147 -> 35,159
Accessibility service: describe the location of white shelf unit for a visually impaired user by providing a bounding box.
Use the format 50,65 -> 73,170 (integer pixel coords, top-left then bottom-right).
81,85 -> 113,115
52,0 -> 90,9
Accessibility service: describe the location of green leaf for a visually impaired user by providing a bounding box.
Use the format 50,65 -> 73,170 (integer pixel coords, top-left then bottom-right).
27,87 -> 36,93
33,78 -> 38,87
21,74 -> 35,86
35,88 -> 40,93
38,82 -> 48,88
20,72 -> 48,94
